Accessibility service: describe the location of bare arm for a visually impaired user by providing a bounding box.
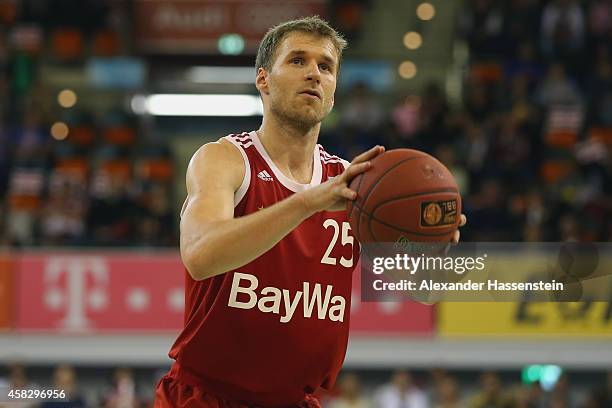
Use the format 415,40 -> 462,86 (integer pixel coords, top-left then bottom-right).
180,140 -> 385,280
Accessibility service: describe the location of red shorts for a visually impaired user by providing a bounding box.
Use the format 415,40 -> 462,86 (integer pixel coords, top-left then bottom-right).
154,371 -> 321,408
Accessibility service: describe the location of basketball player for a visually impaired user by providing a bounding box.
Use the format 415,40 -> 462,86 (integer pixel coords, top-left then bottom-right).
155,16 -> 466,408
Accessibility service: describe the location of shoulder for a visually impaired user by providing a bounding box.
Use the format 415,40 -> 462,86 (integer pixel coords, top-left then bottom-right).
186,136 -> 245,188
189,139 -> 241,169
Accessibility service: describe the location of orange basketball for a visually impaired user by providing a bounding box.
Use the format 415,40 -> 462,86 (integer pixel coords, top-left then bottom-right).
348,149 -> 461,244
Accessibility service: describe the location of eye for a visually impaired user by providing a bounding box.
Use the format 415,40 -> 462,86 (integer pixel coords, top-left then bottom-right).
290,57 -> 303,65
319,63 -> 330,71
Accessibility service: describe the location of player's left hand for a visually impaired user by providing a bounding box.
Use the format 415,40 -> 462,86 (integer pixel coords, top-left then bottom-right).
451,214 -> 467,245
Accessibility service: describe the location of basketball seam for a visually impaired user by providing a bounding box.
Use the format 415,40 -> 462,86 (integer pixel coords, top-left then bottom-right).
348,173 -> 364,221
356,156 -> 424,243
360,156 -> 425,209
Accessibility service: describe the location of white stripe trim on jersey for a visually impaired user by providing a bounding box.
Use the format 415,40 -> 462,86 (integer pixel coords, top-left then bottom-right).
320,151 -> 342,161
249,131 -> 322,192
320,150 -> 339,159
319,145 -> 350,169
322,158 -> 343,163
223,135 -> 251,207
232,133 -> 251,142
237,141 -> 253,149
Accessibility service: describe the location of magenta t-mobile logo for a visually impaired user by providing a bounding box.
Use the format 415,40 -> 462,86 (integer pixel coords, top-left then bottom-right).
44,257 -> 109,331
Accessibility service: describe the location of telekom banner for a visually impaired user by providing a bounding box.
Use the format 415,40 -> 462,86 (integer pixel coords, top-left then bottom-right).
15,253 -> 184,332
14,253 -> 434,335
135,0 -> 327,54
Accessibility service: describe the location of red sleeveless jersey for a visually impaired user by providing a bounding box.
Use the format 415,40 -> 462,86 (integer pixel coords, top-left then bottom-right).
168,131 -> 360,406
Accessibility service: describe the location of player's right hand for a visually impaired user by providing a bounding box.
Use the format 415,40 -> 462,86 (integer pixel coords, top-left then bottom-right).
300,145 -> 385,213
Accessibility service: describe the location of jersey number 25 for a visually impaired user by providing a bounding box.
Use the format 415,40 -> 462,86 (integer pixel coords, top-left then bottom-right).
321,219 -> 354,268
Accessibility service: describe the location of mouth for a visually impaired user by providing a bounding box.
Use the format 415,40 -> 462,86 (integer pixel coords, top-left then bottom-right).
299,89 -> 321,100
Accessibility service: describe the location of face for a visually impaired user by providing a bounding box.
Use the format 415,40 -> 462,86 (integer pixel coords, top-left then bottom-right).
256,32 -> 338,131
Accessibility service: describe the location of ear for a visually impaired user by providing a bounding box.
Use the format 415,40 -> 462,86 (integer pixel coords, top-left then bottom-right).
255,67 -> 269,95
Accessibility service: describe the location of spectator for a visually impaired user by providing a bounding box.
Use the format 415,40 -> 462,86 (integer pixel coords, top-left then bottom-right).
428,369 -> 447,405
0,363 -> 39,408
331,81 -> 386,160
392,94 -> 421,140
40,173 -> 88,245
328,372 -> 372,408
10,107 -> 49,168
504,41 -> 545,87
588,371 -> 612,407
547,373 -> 578,407
540,0 -> 585,63
586,0 -> 612,60
606,371 -> 612,403
490,117 -> 532,187
456,121 -> 490,190
137,184 -> 174,246
468,371 -> 513,408
436,145 -> 469,194
459,0 -> 505,58
4,165 -> 44,246
103,367 -> 140,408
464,81 -> 496,124
535,63 -> 583,108
417,83 -> 452,150
585,50 -> 612,127
511,383 -> 545,408
40,364 -> 88,408
433,376 -> 462,408
502,0 -> 542,58
468,180 -> 518,240
558,213 -> 580,242
7,363 -> 29,388
87,167 -> 137,246
523,189 -> 549,235
374,370 -> 428,408
338,82 -> 385,143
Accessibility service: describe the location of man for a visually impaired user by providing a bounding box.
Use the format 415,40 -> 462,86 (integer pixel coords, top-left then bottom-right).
155,16 -> 465,407
374,370 -> 428,408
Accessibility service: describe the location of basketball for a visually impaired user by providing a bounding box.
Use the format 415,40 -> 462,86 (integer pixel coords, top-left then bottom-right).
348,149 -> 461,244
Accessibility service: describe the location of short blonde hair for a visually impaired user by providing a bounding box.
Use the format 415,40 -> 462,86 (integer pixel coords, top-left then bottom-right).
255,16 -> 347,72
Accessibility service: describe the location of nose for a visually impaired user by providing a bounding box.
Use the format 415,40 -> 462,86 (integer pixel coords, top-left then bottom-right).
304,60 -> 321,83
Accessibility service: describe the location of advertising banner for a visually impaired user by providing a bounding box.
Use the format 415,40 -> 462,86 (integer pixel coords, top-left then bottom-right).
14,253 -> 434,335
135,0 -> 327,54
15,253 -> 185,332
438,302 -> 612,338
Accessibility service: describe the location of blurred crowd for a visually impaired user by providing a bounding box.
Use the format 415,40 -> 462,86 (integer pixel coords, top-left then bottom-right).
2,364 -> 611,408
0,1 -> 176,247
322,0 -> 612,242
0,103 -> 176,248
1,363 -> 157,408
1,0 -> 611,248
325,370 -> 612,408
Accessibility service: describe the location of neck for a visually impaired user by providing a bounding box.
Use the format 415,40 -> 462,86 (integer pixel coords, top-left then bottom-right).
256,113 -> 320,181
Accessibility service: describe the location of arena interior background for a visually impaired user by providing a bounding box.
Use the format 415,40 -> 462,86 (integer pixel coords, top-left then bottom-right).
0,0 -> 610,406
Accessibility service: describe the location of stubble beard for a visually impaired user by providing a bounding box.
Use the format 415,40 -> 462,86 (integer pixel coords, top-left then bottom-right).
270,97 -> 327,133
